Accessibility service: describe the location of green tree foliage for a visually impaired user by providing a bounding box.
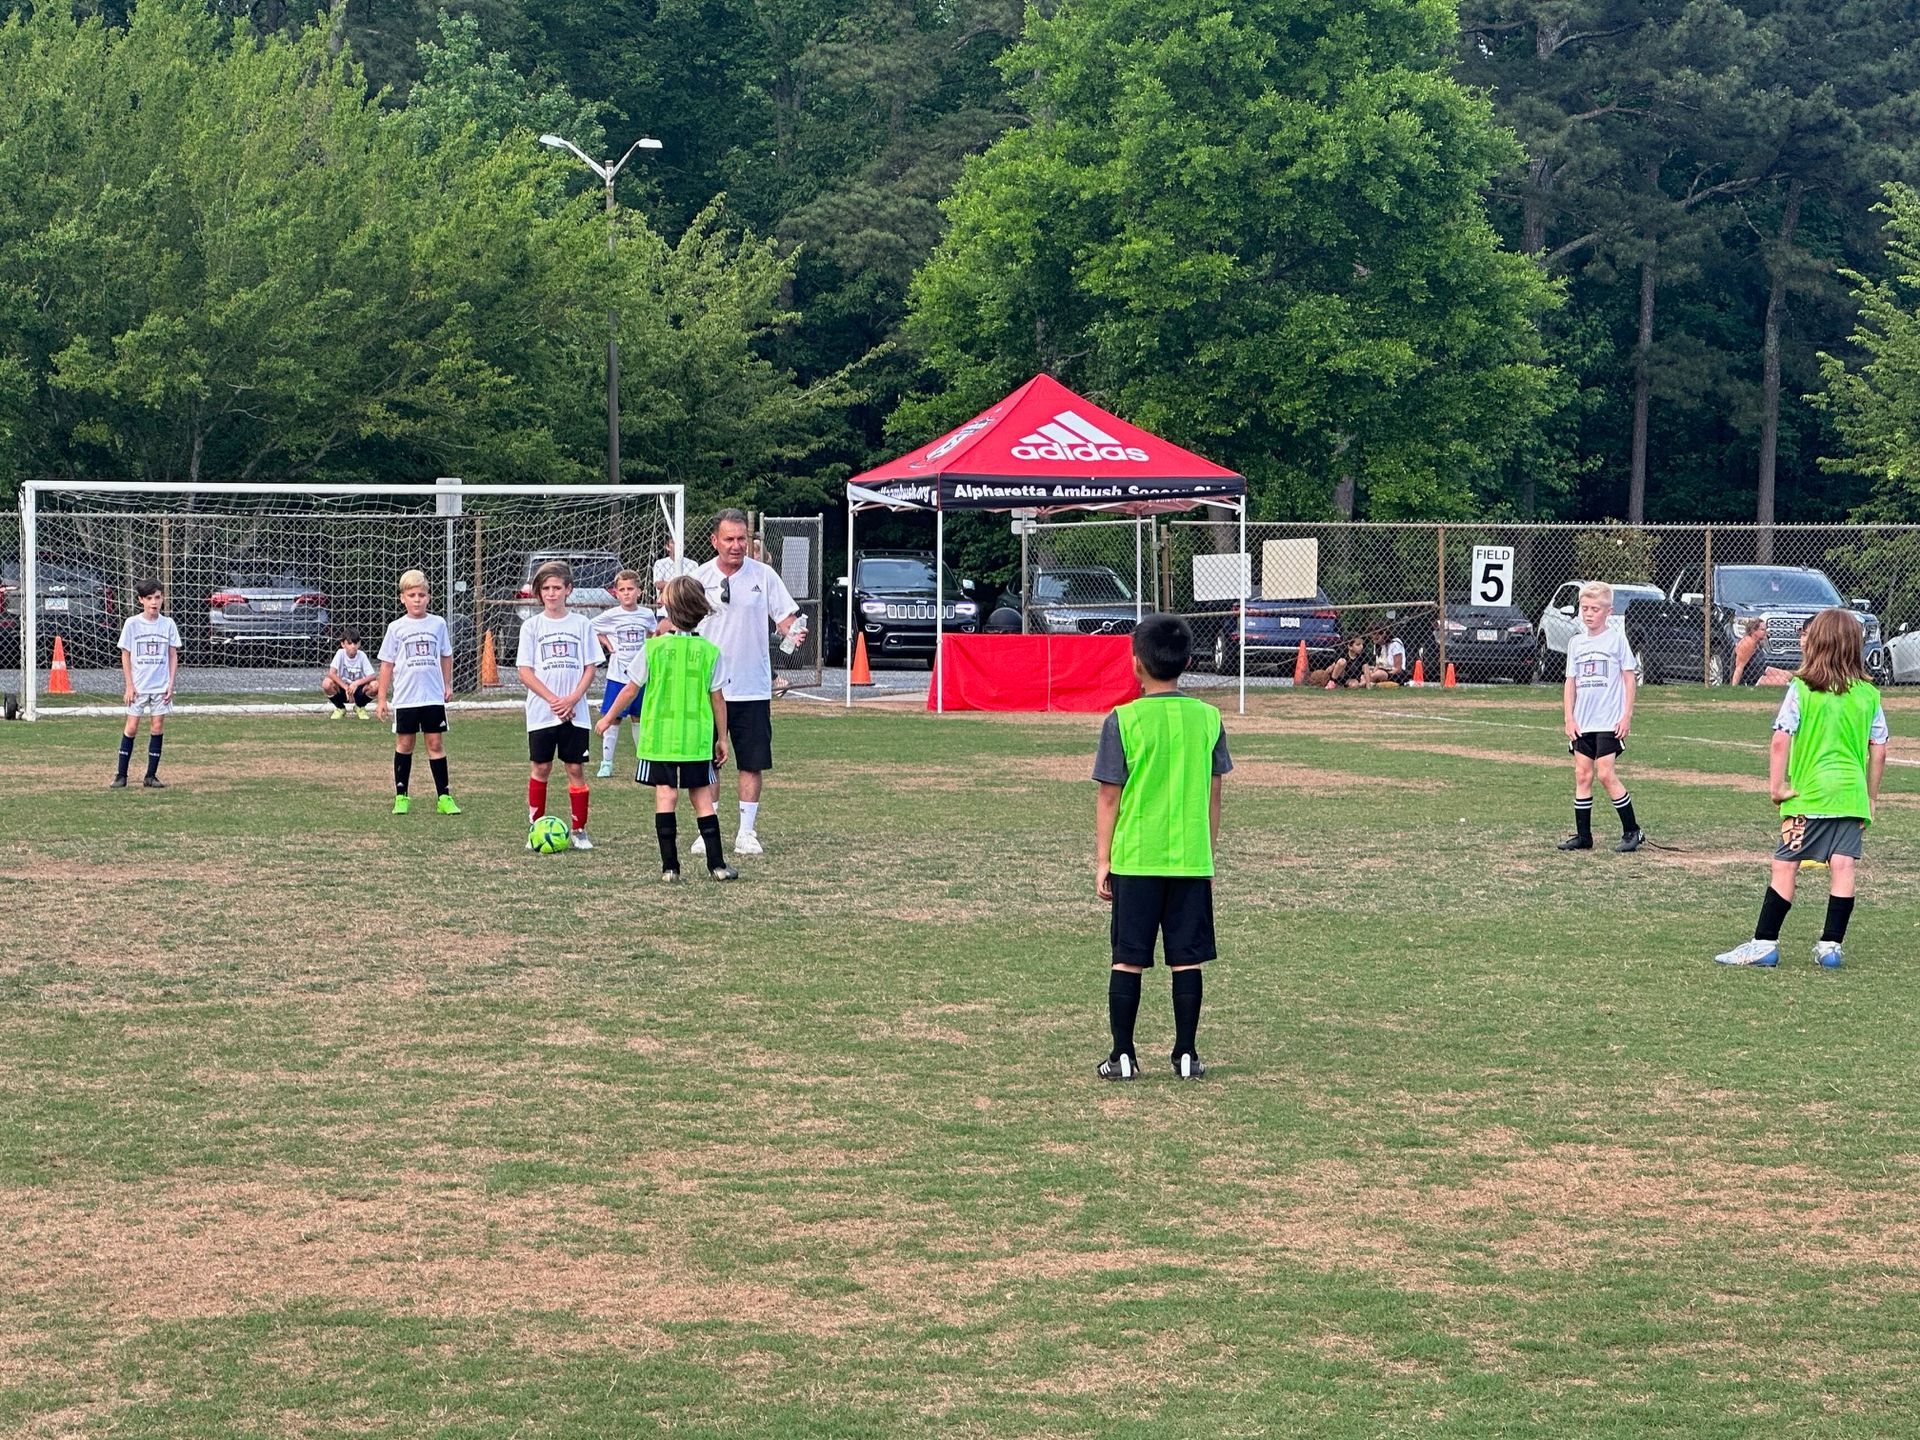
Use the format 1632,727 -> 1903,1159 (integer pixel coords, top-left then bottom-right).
900,0 -> 1560,518
1818,184 -> 1920,515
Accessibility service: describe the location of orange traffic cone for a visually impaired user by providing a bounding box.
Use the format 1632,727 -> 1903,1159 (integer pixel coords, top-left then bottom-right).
1442,661 -> 1458,688
1410,656 -> 1425,686
850,633 -> 873,686
480,630 -> 499,686
1292,640 -> 1309,684
48,634 -> 71,694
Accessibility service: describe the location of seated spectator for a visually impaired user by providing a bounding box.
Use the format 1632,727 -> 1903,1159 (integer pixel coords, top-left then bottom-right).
1365,622 -> 1409,685
1731,617 -> 1768,686
1306,634 -> 1375,689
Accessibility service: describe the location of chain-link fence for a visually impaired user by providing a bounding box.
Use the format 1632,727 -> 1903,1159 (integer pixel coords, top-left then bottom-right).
996,516 -> 1160,637
14,484 -> 679,709
0,507 -> 21,708
756,513 -> 824,689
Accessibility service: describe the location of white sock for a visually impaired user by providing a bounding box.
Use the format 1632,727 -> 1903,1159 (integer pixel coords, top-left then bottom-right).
740,801 -> 759,833
601,723 -> 616,763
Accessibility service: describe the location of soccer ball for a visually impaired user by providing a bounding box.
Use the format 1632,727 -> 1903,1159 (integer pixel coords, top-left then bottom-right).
529,815 -> 571,854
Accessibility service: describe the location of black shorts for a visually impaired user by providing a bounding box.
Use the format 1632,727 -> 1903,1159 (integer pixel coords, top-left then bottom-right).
1570,731 -> 1625,759
393,704 -> 448,735
529,722 -> 592,766
1109,874 -> 1216,968
723,699 -> 773,772
638,758 -> 718,789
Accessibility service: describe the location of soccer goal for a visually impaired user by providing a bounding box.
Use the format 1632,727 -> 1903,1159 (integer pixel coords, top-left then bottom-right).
10,480 -> 683,719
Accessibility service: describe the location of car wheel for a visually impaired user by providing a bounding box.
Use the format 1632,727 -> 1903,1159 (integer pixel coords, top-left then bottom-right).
1707,649 -> 1729,687
1634,647 -> 1658,686
1212,629 -> 1238,675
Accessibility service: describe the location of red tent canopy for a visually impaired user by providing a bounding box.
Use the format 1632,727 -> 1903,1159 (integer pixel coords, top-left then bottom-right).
848,374 -> 1243,514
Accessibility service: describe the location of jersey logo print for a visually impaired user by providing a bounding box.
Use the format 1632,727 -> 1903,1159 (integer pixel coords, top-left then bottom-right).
404,637 -> 435,659
539,638 -> 579,664
136,639 -> 165,658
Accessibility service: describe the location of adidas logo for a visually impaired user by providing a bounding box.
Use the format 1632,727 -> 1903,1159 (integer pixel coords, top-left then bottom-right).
1010,410 -> 1151,463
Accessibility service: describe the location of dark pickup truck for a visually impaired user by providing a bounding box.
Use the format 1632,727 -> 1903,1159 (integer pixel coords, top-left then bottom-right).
1623,565 -> 1886,684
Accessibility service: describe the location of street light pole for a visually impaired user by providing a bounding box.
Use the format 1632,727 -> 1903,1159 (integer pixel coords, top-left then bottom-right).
539,133 -> 663,488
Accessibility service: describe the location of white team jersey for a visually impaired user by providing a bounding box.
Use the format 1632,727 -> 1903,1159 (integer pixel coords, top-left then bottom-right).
378,614 -> 453,710
592,604 -> 656,684
329,647 -> 375,684
695,556 -> 798,702
517,611 -> 597,729
1567,625 -> 1637,733
118,614 -> 181,694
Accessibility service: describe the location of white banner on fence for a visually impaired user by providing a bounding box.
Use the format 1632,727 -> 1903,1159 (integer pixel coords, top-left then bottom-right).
780,536 -> 813,600
1192,552 -> 1252,604
1260,538 -> 1319,600
1472,545 -> 1515,606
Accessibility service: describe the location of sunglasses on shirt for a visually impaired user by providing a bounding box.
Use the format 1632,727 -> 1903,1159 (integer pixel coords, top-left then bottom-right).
719,577 -> 730,605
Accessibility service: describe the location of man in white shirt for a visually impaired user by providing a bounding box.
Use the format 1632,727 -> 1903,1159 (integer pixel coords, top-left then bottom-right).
695,508 -> 805,853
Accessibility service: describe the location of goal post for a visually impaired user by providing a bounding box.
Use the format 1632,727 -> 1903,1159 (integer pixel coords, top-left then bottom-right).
14,480 -> 684,720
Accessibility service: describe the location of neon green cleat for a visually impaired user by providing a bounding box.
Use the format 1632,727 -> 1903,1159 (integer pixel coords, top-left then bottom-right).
436,794 -> 462,815
392,795 -> 411,815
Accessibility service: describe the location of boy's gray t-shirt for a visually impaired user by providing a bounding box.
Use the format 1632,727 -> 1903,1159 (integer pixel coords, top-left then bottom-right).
1567,624 -> 1637,733
1092,699 -> 1234,785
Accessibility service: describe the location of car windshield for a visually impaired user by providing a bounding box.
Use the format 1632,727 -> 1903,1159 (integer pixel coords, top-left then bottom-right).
1035,570 -> 1132,604
1717,569 -> 1842,607
858,558 -> 937,593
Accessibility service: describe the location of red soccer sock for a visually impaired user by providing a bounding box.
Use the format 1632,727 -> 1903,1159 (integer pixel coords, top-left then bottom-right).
569,785 -> 590,832
527,777 -> 548,824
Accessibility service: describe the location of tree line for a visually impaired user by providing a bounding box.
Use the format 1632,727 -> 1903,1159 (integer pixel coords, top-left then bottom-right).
2,0 -> 1919,527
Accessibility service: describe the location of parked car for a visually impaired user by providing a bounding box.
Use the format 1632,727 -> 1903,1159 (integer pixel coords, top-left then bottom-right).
0,558 -> 120,668
826,550 -> 979,666
1886,626 -> 1920,684
989,564 -> 1141,639
1533,579 -> 1665,681
1206,591 -> 1343,674
207,566 -> 332,656
1620,596 -> 1722,684
1656,565 -> 1886,685
1409,594 -> 1536,683
514,550 -> 625,623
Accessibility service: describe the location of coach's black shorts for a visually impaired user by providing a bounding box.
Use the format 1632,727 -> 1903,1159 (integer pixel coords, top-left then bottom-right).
722,699 -> 773,772
393,704 -> 449,735
1109,874 -> 1216,968
529,722 -> 591,766
1570,731 -> 1625,759
637,758 -> 717,789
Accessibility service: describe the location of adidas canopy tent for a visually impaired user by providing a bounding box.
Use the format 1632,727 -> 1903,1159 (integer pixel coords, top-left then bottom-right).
844,374 -> 1248,711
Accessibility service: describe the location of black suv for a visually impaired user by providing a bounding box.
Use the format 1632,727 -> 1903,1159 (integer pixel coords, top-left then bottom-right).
829,551 -> 979,666
987,564 -> 1141,638
1636,565 -> 1887,685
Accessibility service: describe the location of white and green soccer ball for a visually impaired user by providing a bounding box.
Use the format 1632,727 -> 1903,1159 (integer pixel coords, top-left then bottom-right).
529,815 -> 571,854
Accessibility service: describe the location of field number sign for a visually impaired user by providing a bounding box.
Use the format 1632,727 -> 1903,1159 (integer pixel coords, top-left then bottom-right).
1472,545 -> 1515,606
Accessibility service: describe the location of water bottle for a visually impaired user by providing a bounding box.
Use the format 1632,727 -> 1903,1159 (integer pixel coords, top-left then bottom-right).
781,620 -> 807,655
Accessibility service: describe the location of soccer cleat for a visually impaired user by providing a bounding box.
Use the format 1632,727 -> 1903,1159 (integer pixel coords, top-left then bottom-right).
356,707 -> 371,720
595,760 -> 615,779
1614,829 -> 1646,853
734,829 -> 764,855
392,795 -> 411,815
436,794 -> 461,815
142,776 -> 167,789
708,863 -> 739,882
109,775 -> 127,789
1556,834 -> 1592,851
661,868 -> 683,883
1813,940 -> 1844,969
1173,1053 -> 1207,1080
1715,939 -> 1779,967
568,829 -> 594,851
328,707 -> 344,722
1096,1054 -> 1138,1081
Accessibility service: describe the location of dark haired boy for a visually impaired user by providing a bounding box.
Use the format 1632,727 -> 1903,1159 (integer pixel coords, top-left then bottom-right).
111,579 -> 181,789
1092,613 -> 1232,1080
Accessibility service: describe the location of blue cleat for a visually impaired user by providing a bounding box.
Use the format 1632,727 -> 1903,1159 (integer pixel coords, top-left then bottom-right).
1715,940 -> 1779,967
1813,941 -> 1844,969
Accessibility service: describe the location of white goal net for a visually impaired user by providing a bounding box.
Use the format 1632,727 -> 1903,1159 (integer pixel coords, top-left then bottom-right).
9,481 -> 683,718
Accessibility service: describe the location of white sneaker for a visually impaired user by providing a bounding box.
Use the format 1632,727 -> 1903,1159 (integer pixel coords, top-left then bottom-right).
595,760 -> 614,778
569,829 -> 594,851
733,829 -> 763,855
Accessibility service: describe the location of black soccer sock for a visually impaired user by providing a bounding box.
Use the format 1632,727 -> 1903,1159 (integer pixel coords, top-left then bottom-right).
328,689 -> 347,709
1171,968 -> 1204,1062
1613,791 -> 1638,834
145,733 -> 164,778
1755,886 -> 1792,943
1822,894 -> 1855,944
1573,796 -> 1593,840
697,813 -> 724,869
428,755 -> 450,797
116,734 -> 134,778
393,750 -> 412,796
1107,968 -> 1142,1062
656,812 -> 679,872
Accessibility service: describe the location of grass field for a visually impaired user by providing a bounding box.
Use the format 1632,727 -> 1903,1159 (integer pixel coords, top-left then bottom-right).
3,686 -> 1920,1437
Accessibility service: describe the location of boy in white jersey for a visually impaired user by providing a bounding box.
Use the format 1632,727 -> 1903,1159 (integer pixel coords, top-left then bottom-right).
111,579 -> 182,789
375,570 -> 461,816
322,629 -> 378,720
1559,581 -> 1644,852
517,560 -> 599,850
591,569 -> 655,778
